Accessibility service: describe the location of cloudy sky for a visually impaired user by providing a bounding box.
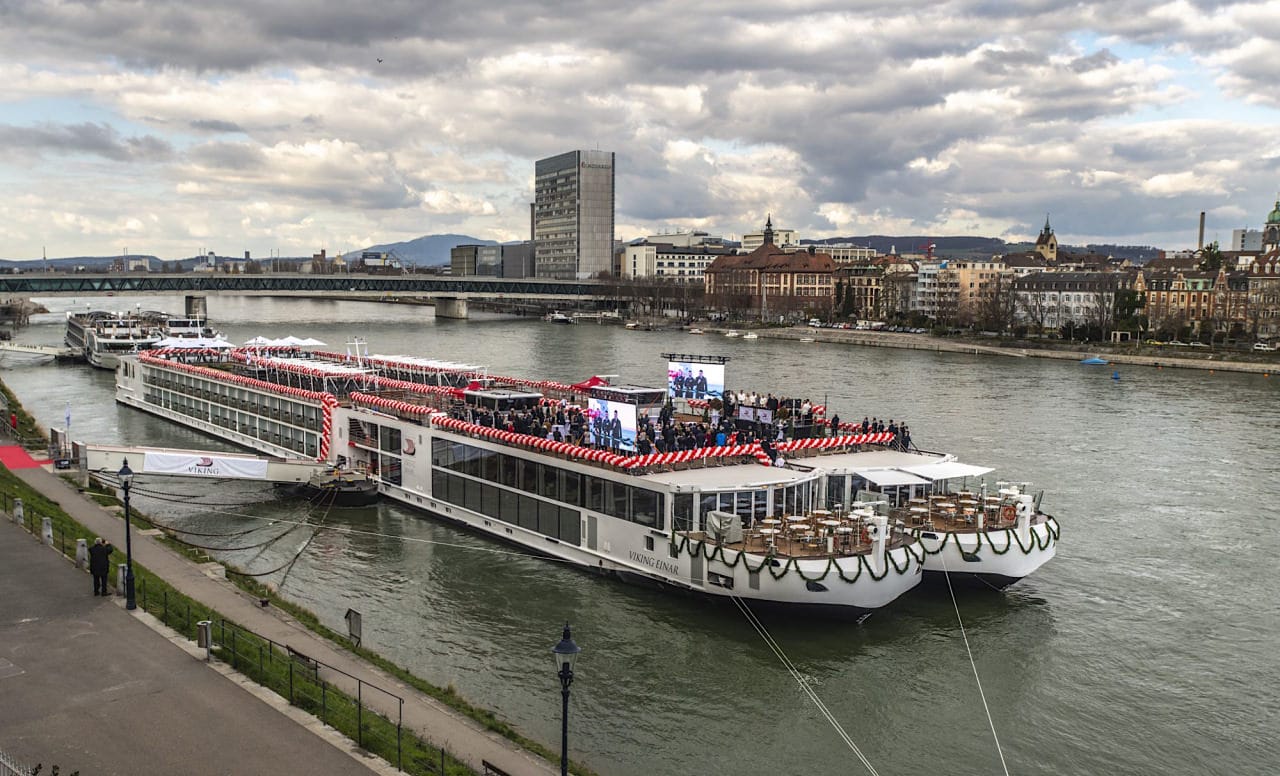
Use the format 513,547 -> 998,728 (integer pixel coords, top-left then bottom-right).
1,0 -> 1278,259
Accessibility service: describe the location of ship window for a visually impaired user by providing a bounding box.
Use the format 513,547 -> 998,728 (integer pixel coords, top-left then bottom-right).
499,488 -> 518,523
380,454 -> 402,486
562,471 -> 581,506
380,426 -> 401,453
479,448 -> 499,481
481,482 -> 499,516
431,439 -> 449,467
606,481 -> 630,520
559,507 -> 580,544
748,571 -> 760,590
538,500 -> 559,536
539,465 -> 561,501
464,476 -> 483,513
520,459 -> 539,493
517,494 -> 539,530
632,489 -> 662,529
585,476 -> 605,511
432,470 -> 450,502
498,454 -> 519,488
673,494 -> 693,533
699,494 -> 717,526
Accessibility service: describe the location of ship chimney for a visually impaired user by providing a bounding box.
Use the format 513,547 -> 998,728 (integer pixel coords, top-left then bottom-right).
1198,211 -> 1206,250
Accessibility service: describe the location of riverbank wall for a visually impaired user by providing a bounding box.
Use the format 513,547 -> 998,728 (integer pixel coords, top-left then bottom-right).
713,327 -> 1277,375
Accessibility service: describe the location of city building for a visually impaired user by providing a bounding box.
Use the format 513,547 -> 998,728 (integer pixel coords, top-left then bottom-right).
500,241 -> 536,279
1231,229 -> 1264,252
793,242 -> 877,263
1011,271 -> 1129,333
1132,270 -> 1218,334
643,230 -> 726,248
533,149 -> 615,279
704,219 -> 836,318
622,241 -> 732,284
740,218 -> 798,252
450,244 -> 501,277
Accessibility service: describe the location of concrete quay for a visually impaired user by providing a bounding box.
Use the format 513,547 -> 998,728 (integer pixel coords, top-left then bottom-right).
4,463 -> 561,776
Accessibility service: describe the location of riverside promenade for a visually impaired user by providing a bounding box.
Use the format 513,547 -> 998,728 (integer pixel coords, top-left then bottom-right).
4,460 -> 560,776
0,515 -> 375,776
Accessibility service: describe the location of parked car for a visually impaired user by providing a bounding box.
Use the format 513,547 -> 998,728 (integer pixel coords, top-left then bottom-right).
1187,342 -> 1209,348
1167,340 -> 1187,346
1253,343 -> 1276,352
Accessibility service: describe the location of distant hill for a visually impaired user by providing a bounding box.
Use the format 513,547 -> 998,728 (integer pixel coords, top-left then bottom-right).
347,234 -> 498,267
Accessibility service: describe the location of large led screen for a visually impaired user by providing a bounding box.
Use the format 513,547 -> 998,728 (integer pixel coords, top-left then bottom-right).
588,398 -> 638,453
666,361 -> 725,400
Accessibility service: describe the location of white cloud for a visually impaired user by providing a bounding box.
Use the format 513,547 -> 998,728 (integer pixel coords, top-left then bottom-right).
0,0 -> 1278,259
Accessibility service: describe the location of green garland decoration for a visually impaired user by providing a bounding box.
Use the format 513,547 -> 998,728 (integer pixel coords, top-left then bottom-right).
907,515 -> 1061,559
668,533 -> 919,585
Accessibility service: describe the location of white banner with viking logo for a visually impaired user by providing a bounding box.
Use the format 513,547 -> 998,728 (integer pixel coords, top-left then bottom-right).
142,452 -> 269,479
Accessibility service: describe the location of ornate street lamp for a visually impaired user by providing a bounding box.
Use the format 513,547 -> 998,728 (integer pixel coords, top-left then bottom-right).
119,458 -> 136,610
551,623 -> 581,776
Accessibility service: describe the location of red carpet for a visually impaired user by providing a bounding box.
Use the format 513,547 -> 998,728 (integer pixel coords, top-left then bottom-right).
0,446 -> 50,469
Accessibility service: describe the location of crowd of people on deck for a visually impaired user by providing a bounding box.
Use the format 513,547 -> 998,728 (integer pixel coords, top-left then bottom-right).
448,393 -> 914,459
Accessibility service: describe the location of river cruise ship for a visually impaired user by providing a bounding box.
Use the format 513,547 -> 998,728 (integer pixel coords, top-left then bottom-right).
67,310 -> 164,370
113,347 -> 1056,617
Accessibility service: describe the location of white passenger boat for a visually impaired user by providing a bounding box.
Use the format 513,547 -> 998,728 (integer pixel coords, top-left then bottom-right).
67,311 -> 163,370
112,346 -> 1055,616
799,450 -> 1059,588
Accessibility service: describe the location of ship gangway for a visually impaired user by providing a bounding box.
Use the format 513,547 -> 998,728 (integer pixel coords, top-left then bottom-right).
0,341 -> 81,361
77,443 -> 332,485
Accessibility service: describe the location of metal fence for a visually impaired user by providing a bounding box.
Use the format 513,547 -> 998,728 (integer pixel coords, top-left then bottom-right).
206,610 -> 406,768
2,490 -> 464,775
0,748 -> 30,776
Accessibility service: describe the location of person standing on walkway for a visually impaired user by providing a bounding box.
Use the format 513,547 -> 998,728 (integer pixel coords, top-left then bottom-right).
89,537 -> 113,596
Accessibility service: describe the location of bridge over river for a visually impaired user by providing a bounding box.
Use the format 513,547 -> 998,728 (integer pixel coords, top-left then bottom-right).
0,272 -> 613,318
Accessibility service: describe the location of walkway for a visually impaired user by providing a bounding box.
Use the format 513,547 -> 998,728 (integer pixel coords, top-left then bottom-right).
9,463 -> 559,776
0,517 -> 373,776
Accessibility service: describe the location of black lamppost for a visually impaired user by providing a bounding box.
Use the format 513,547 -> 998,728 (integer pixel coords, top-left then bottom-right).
551,623 -> 581,776
119,458 -> 136,610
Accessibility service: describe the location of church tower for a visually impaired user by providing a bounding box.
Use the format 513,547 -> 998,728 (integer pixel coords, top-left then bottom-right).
762,214 -> 775,246
1264,199 -> 1280,252
1034,214 -> 1059,263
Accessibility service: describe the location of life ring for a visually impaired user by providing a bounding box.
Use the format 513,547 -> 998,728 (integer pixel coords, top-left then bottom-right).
1000,505 -> 1016,523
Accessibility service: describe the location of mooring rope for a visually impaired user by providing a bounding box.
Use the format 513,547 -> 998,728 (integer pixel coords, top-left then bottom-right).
729,595 -> 881,776
939,552 -> 1011,776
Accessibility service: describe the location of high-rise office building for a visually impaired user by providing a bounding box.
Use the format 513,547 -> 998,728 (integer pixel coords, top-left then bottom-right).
533,150 -> 615,279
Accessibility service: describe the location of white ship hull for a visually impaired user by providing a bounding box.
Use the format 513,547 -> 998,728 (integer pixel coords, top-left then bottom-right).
910,519 -> 1059,588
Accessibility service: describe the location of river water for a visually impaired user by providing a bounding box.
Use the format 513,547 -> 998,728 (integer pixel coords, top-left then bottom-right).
4,295 -> 1277,776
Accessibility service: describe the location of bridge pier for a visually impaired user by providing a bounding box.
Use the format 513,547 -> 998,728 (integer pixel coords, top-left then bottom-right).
434,297 -> 469,320
185,294 -> 208,319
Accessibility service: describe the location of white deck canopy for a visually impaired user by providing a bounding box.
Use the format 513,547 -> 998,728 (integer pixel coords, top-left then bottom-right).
901,461 -> 994,481
853,469 -> 931,487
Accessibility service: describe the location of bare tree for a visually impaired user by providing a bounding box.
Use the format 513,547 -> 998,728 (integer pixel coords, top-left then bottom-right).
1017,290 -> 1051,335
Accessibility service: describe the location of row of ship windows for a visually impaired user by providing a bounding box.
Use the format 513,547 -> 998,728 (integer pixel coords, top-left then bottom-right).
431,439 -> 665,530
145,391 -> 317,457
144,374 -> 323,425
432,470 -> 581,545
